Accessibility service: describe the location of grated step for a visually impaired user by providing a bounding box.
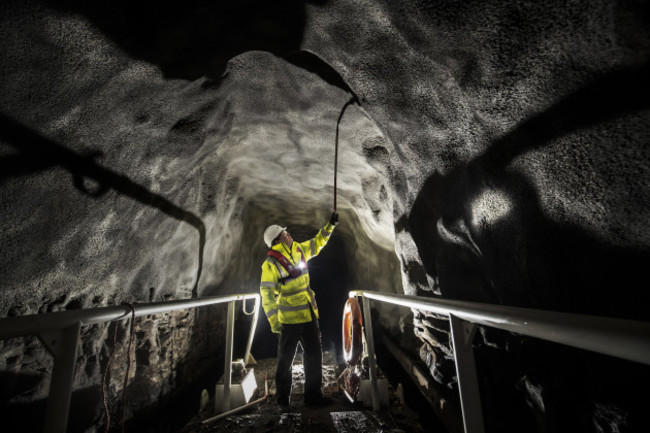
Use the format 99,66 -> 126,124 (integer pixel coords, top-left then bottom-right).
330,411 -> 405,433
203,413 -> 303,433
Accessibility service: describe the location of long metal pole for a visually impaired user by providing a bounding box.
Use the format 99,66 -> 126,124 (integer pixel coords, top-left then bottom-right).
222,300 -> 235,413
351,291 -> 650,366
449,314 -> 485,433
203,393 -> 269,425
243,296 -> 260,365
361,297 -> 380,410
42,322 -> 81,433
0,293 -> 260,340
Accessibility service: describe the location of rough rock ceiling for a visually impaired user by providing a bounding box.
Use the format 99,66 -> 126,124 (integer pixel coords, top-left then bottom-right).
1,0 -> 649,432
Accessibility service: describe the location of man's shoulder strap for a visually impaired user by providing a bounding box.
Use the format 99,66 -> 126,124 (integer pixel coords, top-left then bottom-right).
267,249 -> 294,272
267,248 -> 306,281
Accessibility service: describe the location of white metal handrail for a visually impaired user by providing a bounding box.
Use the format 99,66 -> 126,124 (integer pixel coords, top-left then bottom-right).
350,290 -> 650,433
0,293 -> 260,433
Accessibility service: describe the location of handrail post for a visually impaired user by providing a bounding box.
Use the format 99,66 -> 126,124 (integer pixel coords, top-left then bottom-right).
449,314 -> 485,433
361,296 -> 380,411
243,296 -> 259,365
40,322 -> 81,433
222,300 -> 235,413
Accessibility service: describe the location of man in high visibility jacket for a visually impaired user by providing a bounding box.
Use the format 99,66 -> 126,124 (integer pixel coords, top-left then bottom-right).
260,212 -> 339,408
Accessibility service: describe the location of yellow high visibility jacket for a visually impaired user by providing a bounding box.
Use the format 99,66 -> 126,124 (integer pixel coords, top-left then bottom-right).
260,222 -> 336,332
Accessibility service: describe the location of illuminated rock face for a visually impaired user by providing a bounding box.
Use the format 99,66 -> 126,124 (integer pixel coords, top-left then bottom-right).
1,0 -> 649,432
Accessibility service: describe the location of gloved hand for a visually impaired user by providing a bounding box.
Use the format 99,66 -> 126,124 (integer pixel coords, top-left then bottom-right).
272,323 -> 283,334
330,212 -> 339,226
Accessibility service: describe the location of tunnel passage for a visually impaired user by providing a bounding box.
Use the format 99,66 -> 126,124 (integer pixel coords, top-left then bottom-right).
219,198 -> 404,364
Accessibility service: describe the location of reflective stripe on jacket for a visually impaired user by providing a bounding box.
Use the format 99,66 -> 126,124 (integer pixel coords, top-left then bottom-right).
259,222 -> 335,325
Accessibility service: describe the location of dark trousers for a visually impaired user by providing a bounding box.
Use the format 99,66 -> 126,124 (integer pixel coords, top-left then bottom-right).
275,314 -> 323,402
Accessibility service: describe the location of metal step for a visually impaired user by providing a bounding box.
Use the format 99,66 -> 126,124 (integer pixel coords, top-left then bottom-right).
180,354 -> 425,433
330,411 -> 405,433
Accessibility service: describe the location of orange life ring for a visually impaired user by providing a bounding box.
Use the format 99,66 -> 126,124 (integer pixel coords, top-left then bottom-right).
342,297 -> 363,365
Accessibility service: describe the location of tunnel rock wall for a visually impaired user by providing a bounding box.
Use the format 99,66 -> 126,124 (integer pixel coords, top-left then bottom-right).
304,0 -> 650,313
302,1 -> 650,432
0,1 -> 402,429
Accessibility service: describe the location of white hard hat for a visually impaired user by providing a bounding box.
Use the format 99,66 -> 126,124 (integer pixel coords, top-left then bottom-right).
264,225 -> 286,248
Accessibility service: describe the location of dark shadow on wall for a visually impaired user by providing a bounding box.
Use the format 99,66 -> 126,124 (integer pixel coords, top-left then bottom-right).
117,308 -> 226,433
475,62 -> 650,172
471,325 -> 650,433
0,384 -> 101,433
403,61 -> 650,319
400,61 -> 650,433
44,0 -> 327,81
0,113 -> 206,298
42,0 -> 360,99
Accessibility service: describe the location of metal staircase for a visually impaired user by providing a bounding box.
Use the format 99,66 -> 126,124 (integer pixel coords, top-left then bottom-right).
185,353 -> 409,433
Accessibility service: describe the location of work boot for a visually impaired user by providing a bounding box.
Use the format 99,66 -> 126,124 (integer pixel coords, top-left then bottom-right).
277,395 -> 290,409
